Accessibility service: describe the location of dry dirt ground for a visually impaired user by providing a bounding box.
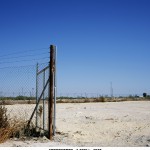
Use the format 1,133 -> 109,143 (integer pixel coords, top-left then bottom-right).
0,101 -> 150,147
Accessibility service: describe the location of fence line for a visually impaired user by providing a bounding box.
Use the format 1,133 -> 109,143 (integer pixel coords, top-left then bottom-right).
0,45 -> 56,140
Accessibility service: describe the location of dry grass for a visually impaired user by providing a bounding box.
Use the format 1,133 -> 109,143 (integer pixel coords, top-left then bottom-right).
0,119 -> 27,143
0,100 -> 36,105
0,105 -> 35,144
57,97 -> 150,103
0,106 -> 9,128
57,97 -> 106,103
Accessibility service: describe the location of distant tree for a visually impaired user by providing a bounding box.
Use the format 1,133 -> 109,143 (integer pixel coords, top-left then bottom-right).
143,93 -> 147,98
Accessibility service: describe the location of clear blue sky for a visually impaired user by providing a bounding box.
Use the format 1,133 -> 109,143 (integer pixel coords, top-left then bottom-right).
0,0 -> 150,96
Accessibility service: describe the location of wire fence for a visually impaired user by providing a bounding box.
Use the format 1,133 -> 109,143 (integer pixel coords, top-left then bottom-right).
0,63 -> 49,141
36,63 -> 49,132
0,63 -> 49,99
0,47 -> 50,137
0,65 -> 35,98
0,47 -> 49,99
0,45 -> 59,141
0,63 -> 49,117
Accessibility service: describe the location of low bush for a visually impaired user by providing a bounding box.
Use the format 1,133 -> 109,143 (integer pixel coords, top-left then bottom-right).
0,106 -> 9,128
0,105 -> 35,143
95,96 -> 105,102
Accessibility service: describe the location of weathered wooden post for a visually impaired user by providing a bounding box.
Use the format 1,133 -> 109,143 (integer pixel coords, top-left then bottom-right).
48,45 -> 55,140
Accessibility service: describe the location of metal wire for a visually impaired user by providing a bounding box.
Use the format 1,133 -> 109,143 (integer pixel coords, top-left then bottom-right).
0,48 -> 48,58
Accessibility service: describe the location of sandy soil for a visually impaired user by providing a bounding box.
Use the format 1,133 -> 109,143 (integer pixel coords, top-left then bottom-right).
0,101 -> 150,147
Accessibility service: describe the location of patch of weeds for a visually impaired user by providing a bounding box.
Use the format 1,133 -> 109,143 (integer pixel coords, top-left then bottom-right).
0,105 -> 9,128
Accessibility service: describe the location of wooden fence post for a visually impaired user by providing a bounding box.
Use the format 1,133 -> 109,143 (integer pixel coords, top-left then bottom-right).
48,45 -> 55,140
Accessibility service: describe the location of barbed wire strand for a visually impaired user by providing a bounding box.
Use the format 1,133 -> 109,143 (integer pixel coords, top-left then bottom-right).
0,52 -> 49,60
0,62 -> 49,70
0,57 -> 49,65
0,47 -> 49,58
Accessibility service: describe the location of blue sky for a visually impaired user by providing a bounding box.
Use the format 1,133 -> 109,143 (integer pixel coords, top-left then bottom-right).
0,0 -> 150,96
